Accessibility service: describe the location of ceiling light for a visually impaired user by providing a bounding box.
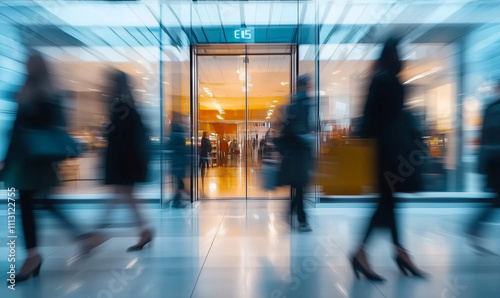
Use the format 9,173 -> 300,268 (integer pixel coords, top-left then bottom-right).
281,81 -> 289,86
319,91 -> 326,96
142,77 -> 149,80
216,115 -> 224,120
403,67 -> 442,85
270,105 -> 275,108
332,71 -> 340,75
273,100 -> 278,103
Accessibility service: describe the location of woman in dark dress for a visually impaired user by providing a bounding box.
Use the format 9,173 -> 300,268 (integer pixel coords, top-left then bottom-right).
351,38 -> 426,281
102,70 -> 153,251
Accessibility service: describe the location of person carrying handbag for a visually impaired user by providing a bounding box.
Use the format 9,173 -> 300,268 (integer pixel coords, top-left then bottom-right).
1,52 -> 101,284
277,74 -> 314,232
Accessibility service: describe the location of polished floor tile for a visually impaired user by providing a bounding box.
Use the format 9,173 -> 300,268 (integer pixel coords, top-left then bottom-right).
0,201 -> 499,297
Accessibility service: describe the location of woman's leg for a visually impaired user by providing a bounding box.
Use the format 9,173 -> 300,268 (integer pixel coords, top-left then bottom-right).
19,190 -> 38,251
469,191 -> 500,237
121,184 -> 153,252
17,190 -> 42,281
120,185 -> 145,229
295,187 -> 306,224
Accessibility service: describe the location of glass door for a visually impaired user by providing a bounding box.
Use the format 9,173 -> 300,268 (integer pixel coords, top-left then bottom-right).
194,45 -> 294,200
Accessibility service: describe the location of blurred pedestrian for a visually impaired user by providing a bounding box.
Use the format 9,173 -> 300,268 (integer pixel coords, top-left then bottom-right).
351,37 -> 426,281
468,80 -> 500,252
220,136 -> 229,166
169,113 -> 189,208
277,74 -> 314,232
101,70 -> 152,252
0,52 -> 103,283
199,131 -> 212,194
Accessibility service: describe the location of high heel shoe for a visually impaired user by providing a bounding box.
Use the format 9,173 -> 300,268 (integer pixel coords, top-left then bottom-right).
351,256 -> 386,282
127,229 -> 153,252
394,248 -> 427,278
15,255 -> 42,283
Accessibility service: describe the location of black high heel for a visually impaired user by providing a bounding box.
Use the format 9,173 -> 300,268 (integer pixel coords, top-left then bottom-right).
351,256 -> 386,282
15,256 -> 42,283
395,255 -> 427,278
127,229 -> 153,252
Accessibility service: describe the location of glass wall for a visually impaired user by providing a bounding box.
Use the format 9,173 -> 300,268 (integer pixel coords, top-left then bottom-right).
2,0 -> 500,202
0,1 -> 163,201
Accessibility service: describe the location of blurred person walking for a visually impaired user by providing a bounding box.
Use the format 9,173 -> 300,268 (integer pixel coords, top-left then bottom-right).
220,136 -> 229,166
468,81 -> 500,252
169,113 -> 189,208
351,38 -> 427,281
0,53 -> 102,283
102,70 -> 152,252
277,74 -> 314,232
199,131 -> 212,194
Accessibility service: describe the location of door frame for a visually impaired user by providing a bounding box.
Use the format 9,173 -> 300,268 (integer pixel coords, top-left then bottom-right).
191,44 -> 297,202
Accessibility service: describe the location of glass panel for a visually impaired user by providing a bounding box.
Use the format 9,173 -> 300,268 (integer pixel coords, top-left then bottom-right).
0,1 -> 162,201
247,54 -> 291,199
198,55 -> 246,198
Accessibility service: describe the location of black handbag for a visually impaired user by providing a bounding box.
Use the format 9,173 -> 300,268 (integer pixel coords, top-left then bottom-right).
21,128 -> 81,161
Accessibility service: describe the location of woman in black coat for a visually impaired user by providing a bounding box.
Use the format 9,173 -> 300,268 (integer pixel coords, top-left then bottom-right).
102,70 -> 152,251
279,74 -> 314,232
1,53 -> 103,283
351,38 -> 426,281
168,114 -> 189,208
468,87 -> 500,251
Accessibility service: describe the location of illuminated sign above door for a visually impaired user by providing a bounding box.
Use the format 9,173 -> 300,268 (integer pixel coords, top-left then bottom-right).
234,29 -> 252,40
227,27 -> 254,43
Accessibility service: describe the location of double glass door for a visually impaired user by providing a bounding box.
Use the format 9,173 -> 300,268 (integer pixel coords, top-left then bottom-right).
193,45 -> 295,200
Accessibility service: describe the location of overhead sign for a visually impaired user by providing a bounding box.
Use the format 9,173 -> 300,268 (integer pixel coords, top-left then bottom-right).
227,27 -> 254,43
234,29 -> 252,40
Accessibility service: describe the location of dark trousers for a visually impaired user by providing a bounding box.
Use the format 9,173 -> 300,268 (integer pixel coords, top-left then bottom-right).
199,158 -> 209,177
362,178 -> 400,246
291,187 -> 306,224
19,189 -> 84,250
19,190 -> 38,250
174,177 -> 184,200
469,190 -> 500,236
221,151 -> 228,165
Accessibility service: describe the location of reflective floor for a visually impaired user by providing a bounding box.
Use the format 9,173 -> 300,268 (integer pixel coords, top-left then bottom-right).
1,201 -> 499,298
200,166 -> 289,199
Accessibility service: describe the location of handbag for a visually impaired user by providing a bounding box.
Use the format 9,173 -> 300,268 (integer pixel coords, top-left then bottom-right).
261,159 -> 280,190
21,127 -> 82,161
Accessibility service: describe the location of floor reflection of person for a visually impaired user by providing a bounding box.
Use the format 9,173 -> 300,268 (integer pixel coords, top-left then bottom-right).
351,37 -> 426,281
102,70 -> 153,252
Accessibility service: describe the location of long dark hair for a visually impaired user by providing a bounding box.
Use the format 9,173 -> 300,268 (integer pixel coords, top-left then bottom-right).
19,52 -> 54,103
110,70 -> 136,108
374,37 -> 402,74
